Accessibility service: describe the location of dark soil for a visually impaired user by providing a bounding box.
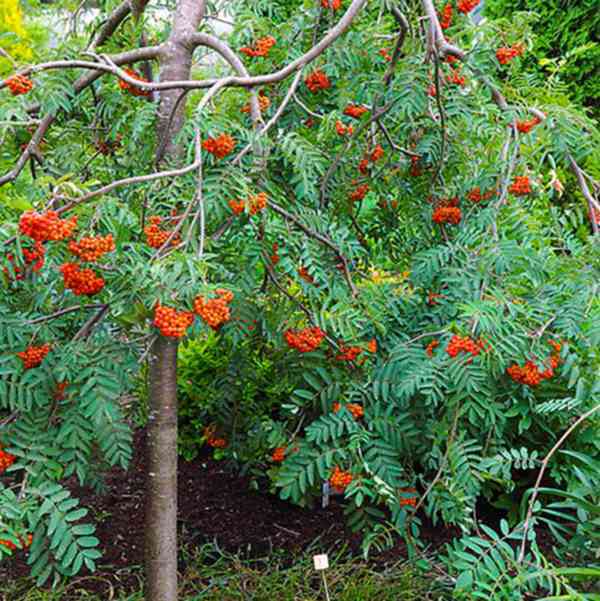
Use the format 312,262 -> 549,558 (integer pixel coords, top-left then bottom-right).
0,429 -> 458,598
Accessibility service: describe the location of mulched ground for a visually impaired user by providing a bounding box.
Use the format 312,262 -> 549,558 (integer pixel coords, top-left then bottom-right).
0,429 -> 460,597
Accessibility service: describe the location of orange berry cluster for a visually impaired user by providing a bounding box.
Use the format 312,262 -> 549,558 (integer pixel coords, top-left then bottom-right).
118,68 -> 151,97
329,466 -> 353,491
409,155 -> 422,177
335,120 -> 353,136
60,263 -> 104,296
446,67 -> 466,86
399,487 -> 418,507
54,381 -> 69,401
426,339 -> 439,357
457,0 -> 480,13
298,266 -> 315,284
516,116 -> 541,134
5,242 -> 45,280
284,327 -> 325,353
367,338 -> 377,353
344,105 -> 368,119
496,44 -> 525,65
202,133 -> 236,159
271,243 -> 280,265
0,446 -> 16,473
19,211 -> 78,243
509,176 -> 532,196
591,208 -> 600,225
379,48 -> 392,62
95,136 -> 122,155
335,345 -> 362,362
144,216 -> 180,249
0,534 -> 32,552
241,94 -> 271,114
240,36 -> 276,58
507,341 -> 561,387
433,206 -> 462,225
68,234 -> 115,262
153,304 -> 194,338
194,289 -> 233,330
305,70 -> 331,93
321,0 -> 341,9
271,447 -> 286,462
333,402 -> 364,419
207,437 -> 227,448
440,3 -> 453,29
5,74 -> 33,96
229,192 -> 268,217
446,335 -> 484,359
349,183 -> 370,203
17,343 -> 51,369
467,187 -> 494,203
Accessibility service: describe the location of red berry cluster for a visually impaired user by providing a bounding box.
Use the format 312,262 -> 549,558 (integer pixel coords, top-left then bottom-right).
229,192 -> 268,217
305,70 -> 331,93
591,208 -> 600,225
202,133 -> 236,159
0,533 -> 32,552
60,263 -> 105,296
54,381 -> 69,401
0,446 -> 16,473
17,343 -> 51,369
349,183 -> 369,203
399,487 -> 418,507
207,436 -> 227,448
509,176 -> 532,196
516,116 -> 541,134
144,216 -> 181,249
446,67 -> 466,86
321,0 -> 341,9
95,135 -> 122,155
5,74 -> 33,96
426,339 -> 439,357
271,447 -> 286,462
457,0 -> 480,14
271,243 -> 280,265
379,48 -> 392,62
153,304 -> 194,338
410,155 -> 423,176
19,211 -> 78,242
333,402 -> 364,419
194,289 -> 233,330
507,341 -> 561,387
467,187 -> 494,203
4,242 -> 45,280
329,466 -> 353,491
440,3 -> 453,29
335,120 -> 353,136
335,345 -> 362,362
240,36 -> 276,58
496,43 -> 525,65
446,335 -> 484,360
285,327 -> 325,353
118,68 -> 151,97
433,206 -> 462,225
298,266 -> 315,284
68,234 -> 115,262
343,105 -> 368,119
241,94 -> 271,114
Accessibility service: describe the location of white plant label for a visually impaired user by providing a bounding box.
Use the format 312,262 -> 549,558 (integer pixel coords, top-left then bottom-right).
313,554 -> 329,571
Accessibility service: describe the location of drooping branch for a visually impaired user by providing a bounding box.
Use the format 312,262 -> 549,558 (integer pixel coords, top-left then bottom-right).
89,0 -> 133,49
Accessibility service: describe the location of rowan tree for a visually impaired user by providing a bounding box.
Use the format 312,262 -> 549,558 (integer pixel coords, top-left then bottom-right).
1,0 -> 599,599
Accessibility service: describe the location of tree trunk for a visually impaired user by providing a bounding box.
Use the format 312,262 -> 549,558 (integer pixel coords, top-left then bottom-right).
145,336 -> 179,601
144,3 -> 206,600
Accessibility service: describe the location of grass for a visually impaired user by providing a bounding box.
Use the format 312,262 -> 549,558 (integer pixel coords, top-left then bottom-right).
1,542 -> 452,601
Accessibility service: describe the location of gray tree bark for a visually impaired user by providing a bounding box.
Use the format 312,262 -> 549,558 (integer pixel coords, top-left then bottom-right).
144,3 -> 207,600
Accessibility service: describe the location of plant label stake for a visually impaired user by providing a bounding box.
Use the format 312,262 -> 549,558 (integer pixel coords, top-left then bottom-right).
322,481 -> 330,508
313,554 -> 331,601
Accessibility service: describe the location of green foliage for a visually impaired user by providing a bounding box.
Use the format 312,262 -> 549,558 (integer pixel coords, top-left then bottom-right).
485,0 -> 600,119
